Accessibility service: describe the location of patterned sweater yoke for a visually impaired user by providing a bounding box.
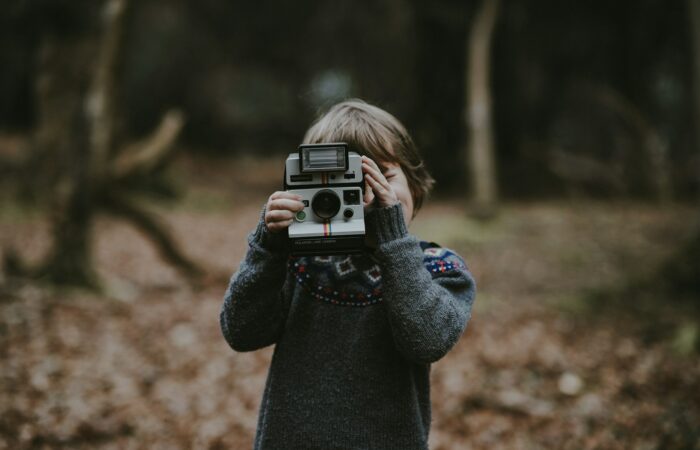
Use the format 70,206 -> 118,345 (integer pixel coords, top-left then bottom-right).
290,243 -> 468,307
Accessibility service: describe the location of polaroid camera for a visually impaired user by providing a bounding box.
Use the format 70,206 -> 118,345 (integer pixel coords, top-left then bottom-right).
284,143 -> 365,256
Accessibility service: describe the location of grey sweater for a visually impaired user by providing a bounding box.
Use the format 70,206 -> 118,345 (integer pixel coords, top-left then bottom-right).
220,203 -> 476,450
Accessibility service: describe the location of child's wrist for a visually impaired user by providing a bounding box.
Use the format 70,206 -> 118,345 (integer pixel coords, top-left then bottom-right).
250,205 -> 289,253
365,203 -> 409,244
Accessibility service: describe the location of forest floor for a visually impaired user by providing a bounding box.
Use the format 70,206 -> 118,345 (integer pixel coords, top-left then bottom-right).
1,155 -> 699,450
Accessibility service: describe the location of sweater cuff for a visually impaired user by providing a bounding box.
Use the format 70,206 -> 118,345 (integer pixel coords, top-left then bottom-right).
249,205 -> 289,253
365,203 -> 409,244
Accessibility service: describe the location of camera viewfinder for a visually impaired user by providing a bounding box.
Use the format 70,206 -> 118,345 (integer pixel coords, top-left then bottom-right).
299,144 -> 348,173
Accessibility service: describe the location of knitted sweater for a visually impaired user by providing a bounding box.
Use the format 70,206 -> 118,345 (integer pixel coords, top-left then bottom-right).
219,203 -> 476,450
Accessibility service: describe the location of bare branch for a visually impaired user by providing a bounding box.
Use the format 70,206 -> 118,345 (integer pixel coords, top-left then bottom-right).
111,110 -> 185,179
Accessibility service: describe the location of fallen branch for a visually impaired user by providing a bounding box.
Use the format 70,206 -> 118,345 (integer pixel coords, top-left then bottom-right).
101,192 -> 202,279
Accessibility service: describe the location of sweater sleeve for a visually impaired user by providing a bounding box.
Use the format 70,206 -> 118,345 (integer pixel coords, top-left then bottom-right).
366,203 -> 477,364
219,206 -> 293,352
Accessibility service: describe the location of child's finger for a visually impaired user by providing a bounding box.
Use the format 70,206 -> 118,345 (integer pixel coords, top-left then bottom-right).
266,209 -> 295,223
361,155 -> 383,169
270,191 -> 303,201
361,159 -> 383,178
362,162 -> 392,192
364,168 -> 393,195
363,183 -> 375,207
362,156 -> 389,179
267,219 -> 293,232
362,163 -> 382,186
363,155 -> 384,171
365,172 -> 387,196
365,172 -> 398,206
365,174 -> 392,203
269,198 -> 304,212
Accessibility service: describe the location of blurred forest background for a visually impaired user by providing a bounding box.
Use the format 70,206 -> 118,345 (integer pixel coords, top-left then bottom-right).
1,0 -> 699,449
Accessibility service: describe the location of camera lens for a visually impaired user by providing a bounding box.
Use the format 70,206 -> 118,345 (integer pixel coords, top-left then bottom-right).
311,189 -> 341,219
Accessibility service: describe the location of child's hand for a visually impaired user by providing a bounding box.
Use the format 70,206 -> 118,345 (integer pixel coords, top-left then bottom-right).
265,191 -> 305,233
362,156 -> 399,208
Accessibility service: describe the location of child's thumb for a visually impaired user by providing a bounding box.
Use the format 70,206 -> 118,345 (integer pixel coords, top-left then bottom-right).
363,184 -> 375,207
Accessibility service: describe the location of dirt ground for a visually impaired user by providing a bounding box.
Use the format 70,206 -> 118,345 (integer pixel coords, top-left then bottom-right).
1,156 -> 699,449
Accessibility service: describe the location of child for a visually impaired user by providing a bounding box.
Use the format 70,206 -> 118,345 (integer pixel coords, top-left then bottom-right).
220,99 -> 476,450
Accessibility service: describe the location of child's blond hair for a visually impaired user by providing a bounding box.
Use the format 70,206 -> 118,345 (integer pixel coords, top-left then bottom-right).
302,99 -> 435,215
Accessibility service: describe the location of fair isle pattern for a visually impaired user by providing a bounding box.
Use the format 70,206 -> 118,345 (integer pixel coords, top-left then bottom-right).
289,254 -> 383,306
363,265 -> 382,284
422,244 -> 468,274
314,255 -> 334,264
334,256 -> 357,278
287,242 -> 467,307
423,247 -> 446,257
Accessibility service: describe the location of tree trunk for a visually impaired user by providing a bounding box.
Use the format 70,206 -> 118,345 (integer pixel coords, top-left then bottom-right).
34,1 -> 131,288
33,35 -> 99,286
465,0 -> 500,217
643,0 -> 700,304
655,0 -> 700,299
11,0 -> 197,288
410,1 -> 471,193
87,0 -> 131,176
689,0 -> 700,202
41,171 -> 97,286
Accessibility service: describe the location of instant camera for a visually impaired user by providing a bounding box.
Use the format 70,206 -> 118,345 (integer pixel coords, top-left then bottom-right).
284,143 -> 365,256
